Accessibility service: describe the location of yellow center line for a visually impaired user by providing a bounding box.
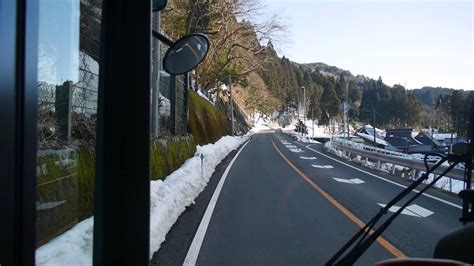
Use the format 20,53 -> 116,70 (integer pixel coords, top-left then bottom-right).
271,138 -> 406,259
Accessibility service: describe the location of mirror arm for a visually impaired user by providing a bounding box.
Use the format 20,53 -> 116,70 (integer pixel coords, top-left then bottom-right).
152,29 -> 173,46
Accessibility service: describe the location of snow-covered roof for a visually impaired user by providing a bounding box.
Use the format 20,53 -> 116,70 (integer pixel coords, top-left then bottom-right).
433,133 -> 457,140
333,131 -> 356,138
356,132 -> 389,146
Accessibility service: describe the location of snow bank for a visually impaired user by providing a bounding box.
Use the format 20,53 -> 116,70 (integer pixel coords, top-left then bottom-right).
36,218 -> 94,265
149,135 -> 248,257
291,133 -> 321,144
304,119 -> 330,138
36,134 -> 250,265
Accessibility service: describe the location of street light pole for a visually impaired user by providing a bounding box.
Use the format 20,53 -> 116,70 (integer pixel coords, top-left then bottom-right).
229,76 -> 234,136
345,81 -> 349,140
373,108 -> 377,148
403,137 -> 408,153
302,86 -> 306,136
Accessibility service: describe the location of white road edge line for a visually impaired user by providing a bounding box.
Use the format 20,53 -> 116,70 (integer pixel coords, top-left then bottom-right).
183,140 -> 251,266
291,140 -> 462,210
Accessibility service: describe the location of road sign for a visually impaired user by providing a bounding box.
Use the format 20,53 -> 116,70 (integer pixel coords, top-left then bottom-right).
339,102 -> 351,114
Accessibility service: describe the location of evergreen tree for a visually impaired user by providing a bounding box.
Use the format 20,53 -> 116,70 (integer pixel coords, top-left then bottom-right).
320,84 -> 340,119
307,94 -> 322,122
451,90 -> 465,133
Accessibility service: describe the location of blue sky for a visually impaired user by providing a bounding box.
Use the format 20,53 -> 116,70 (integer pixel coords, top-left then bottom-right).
262,0 -> 473,90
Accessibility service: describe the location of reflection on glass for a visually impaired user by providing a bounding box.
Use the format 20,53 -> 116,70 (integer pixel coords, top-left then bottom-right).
35,0 -> 101,264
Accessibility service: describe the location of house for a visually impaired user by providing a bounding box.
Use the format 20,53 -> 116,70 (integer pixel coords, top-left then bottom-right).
432,132 -> 465,146
415,129 -> 446,153
384,128 -> 426,153
355,125 -> 393,149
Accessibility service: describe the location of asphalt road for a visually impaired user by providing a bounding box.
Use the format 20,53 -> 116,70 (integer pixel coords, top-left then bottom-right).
186,130 -> 462,265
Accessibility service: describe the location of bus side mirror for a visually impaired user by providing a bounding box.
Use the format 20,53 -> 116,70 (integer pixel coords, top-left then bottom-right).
153,0 -> 167,12
162,33 -> 209,75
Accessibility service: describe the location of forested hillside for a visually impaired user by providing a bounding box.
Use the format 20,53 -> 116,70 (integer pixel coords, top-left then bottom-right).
260,43 -> 425,127
409,87 -> 470,109
161,0 -> 472,136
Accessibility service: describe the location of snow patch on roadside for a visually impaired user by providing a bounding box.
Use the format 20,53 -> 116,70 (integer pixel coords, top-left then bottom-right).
149,135 -> 247,257
294,133 -> 321,144
36,218 -> 94,265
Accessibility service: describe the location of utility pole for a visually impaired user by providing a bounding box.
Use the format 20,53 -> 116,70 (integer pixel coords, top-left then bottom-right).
312,107 -> 314,138
229,76 -> 234,135
302,86 -> 306,136
344,80 -> 349,140
431,116 -> 434,151
373,108 -> 377,148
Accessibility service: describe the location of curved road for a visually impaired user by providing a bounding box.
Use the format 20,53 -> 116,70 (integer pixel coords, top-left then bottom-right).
189,130 -> 462,265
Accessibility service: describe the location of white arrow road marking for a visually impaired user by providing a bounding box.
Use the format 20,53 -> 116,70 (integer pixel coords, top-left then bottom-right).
350,178 -> 365,184
300,156 -> 317,160
286,145 -> 297,148
290,148 -> 303,153
377,203 -> 434,218
377,204 -> 419,217
406,204 -> 434,217
333,178 -> 353,184
311,164 -> 334,169
333,178 -> 365,184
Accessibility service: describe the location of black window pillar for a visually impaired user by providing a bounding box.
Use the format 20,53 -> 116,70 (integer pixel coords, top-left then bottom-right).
0,0 -> 39,265
93,0 -> 151,265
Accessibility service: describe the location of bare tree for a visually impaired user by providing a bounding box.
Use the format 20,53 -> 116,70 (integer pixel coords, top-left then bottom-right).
162,0 -> 286,89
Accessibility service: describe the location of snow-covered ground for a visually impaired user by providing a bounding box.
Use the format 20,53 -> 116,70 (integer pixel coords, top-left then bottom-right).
288,132 -> 321,144
251,112 -> 275,132
36,121 -> 271,265
159,93 -> 171,116
148,135 -> 247,257
280,119 -> 328,143
303,119 -> 330,138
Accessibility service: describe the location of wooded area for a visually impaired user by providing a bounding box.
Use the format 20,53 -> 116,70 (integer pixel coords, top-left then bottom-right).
161,0 -> 472,136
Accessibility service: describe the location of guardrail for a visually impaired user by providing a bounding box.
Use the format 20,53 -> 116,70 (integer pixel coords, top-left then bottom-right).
331,138 -> 467,181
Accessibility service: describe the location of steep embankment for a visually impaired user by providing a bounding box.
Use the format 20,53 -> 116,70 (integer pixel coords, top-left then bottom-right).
189,90 -> 231,145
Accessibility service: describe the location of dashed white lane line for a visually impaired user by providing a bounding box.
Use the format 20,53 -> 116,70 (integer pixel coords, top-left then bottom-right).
311,164 -> 334,169
183,140 -> 250,266
290,141 -> 462,210
300,156 -> 317,160
377,203 -> 434,218
333,178 -> 365,184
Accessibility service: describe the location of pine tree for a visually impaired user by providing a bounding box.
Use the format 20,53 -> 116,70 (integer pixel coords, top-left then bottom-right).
320,84 -> 340,118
